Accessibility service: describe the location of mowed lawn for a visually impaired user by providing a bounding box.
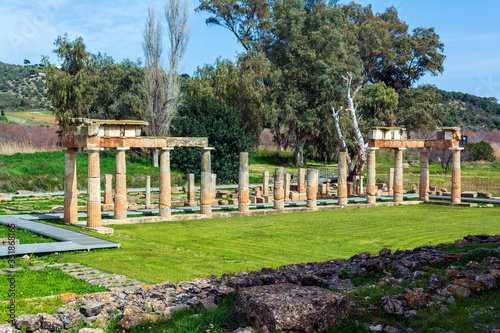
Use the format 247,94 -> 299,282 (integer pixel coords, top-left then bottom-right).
52,205 -> 500,284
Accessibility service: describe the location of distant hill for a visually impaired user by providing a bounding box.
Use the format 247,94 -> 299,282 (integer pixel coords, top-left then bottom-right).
437,89 -> 500,130
0,62 -> 50,111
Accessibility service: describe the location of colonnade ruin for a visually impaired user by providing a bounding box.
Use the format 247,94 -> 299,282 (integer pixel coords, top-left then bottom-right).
61,119 -> 465,230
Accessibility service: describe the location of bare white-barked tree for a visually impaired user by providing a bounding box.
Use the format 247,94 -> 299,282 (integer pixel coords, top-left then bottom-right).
142,0 -> 190,166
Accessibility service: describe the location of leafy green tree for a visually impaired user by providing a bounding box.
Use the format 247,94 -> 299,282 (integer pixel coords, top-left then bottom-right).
185,57 -> 269,145
171,94 -> 253,183
464,141 -> 495,162
23,59 -> 30,65
43,35 -> 145,132
359,81 -> 399,127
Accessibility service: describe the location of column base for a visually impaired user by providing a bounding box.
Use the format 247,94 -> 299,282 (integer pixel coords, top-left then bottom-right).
274,201 -> 285,210
366,196 -> 376,205
393,194 -> 403,202
159,207 -> 171,217
200,205 -> 212,215
238,204 -> 249,212
338,198 -> 347,206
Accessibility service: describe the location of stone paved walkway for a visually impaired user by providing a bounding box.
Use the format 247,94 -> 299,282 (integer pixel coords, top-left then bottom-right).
0,262 -> 144,291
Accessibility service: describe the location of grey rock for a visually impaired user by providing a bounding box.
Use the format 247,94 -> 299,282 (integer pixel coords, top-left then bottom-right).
38,313 -> 63,332
236,283 -> 350,333
380,294 -> 408,315
233,327 -> 257,333
76,329 -> 105,333
475,274 -> 498,290
403,310 -> 419,319
15,314 -> 41,331
80,301 -> 105,317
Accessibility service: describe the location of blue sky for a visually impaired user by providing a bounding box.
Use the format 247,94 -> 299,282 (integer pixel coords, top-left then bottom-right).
1,0 -> 499,100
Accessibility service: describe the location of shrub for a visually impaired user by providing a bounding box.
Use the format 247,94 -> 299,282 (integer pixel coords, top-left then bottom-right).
464,141 -> 496,162
171,95 -> 253,183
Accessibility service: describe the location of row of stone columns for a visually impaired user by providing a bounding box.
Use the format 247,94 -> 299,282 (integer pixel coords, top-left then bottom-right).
364,147 -> 463,205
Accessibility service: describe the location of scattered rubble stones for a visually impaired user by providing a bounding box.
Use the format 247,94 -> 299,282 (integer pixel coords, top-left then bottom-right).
7,234 -> 500,332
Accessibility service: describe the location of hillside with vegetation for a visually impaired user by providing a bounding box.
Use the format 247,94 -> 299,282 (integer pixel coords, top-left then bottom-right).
438,89 -> 500,129
0,62 -> 50,111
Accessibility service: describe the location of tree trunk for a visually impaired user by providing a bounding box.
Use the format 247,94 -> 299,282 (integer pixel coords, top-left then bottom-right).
332,107 -> 353,173
295,138 -> 306,166
152,148 -> 159,167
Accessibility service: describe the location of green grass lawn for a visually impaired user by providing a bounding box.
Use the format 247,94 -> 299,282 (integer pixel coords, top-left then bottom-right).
0,225 -> 55,244
30,204 -> 500,285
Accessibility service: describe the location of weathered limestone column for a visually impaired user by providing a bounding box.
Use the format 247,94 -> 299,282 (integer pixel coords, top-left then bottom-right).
306,169 -> 318,210
86,148 -> 101,228
186,174 -> 196,206
262,171 -> 269,196
298,168 -> 306,198
238,152 -> 249,212
450,147 -> 464,204
284,173 -> 291,200
387,168 -> 394,194
393,148 -> 406,203
200,147 -> 215,215
114,147 -> 128,220
159,147 -> 173,217
419,148 -> 430,202
366,147 -> 378,205
274,167 -> 285,210
64,148 -> 78,224
104,174 -> 113,205
359,176 -> 364,195
211,174 -> 217,201
145,176 -> 151,208
338,152 -> 348,206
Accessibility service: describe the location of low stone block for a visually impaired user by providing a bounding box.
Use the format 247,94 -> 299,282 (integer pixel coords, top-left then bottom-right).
477,190 -> 493,199
0,194 -> 12,201
289,191 -> 299,201
101,203 -> 114,211
212,199 -> 220,206
429,186 -> 437,191
256,197 -> 265,204
228,198 -> 238,205
235,283 -> 350,333
15,314 -> 41,331
80,302 -> 106,317
249,196 -> 256,204
218,200 -> 229,205
461,191 -> 477,198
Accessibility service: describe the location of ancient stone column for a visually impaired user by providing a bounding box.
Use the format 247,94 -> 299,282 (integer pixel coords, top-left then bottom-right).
86,148 -> 101,228
262,171 -> 269,196
211,173 -> 217,200
238,152 -> 249,212
64,148 -> 78,224
298,168 -> 306,199
419,148 -> 430,202
306,169 -> 318,210
159,147 -> 173,217
104,174 -> 113,205
200,147 -> 215,215
393,148 -> 406,203
450,147 -> 464,204
274,167 -> 285,210
366,147 -> 378,205
186,174 -> 196,206
353,175 -> 360,195
145,175 -> 151,208
338,152 -> 347,206
387,168 -> 394,195
359,176 -> 364,195
284,173 -> 291,200
114,147 -> 128,221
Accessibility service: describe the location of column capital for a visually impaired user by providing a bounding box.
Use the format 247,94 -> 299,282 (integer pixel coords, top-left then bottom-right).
395,147 -> 407,151
366,147 -> 379,151
420,148 -> 431,152
84,147 -> 102,152
161,147 -> 175,151
449,147 -> 464,151
62,147 -> 78,152
198,147 -> 215,153
115,147 -> 129,151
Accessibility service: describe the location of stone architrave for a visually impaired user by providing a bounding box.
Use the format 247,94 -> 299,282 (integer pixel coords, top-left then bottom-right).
366,147 -> 378,205
86,148 -> 101,228
159,147 -> 173,217
64,148 -> 78,224
262,171 -> 269,196
274,167 -> 285,210
338,152 -> 347,206
114,147 -> 128,220
419,148 -> 430,202
104,174 -> 113,205
199,147 -> 214,215
393,148 -> 406,202
297,168 -> 306,199
387,168 -> 394,195
186,174 -> 196,207
306,169 -> 318,210
238,152 -> 250,212
284,173 -> 291,200
450,148 -> 464,204
145,175 -> 151,208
